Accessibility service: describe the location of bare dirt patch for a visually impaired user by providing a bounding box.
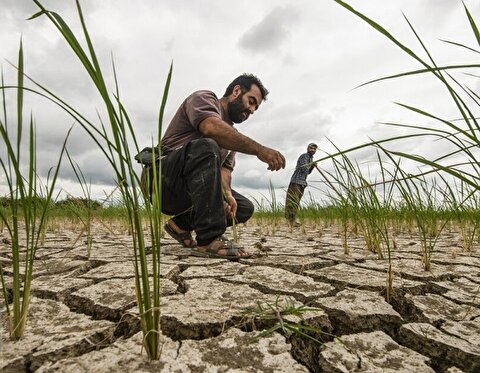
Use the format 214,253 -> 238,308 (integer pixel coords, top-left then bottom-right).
1,221 -> 479,372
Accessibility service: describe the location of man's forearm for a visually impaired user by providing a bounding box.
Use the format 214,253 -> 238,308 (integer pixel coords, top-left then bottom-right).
200,117 -> 263,155
200,116 -> 286,171
220,167 -> 233,197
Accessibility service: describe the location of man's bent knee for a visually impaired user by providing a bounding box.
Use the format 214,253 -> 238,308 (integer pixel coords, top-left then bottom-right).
189,138 -> 220,156
237,198 -> 254,223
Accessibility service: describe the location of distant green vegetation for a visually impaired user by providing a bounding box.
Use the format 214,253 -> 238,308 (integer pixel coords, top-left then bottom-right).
2,193 -> 478,226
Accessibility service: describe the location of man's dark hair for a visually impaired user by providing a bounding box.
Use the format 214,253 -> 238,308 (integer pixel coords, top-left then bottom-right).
223,73 -> 269,100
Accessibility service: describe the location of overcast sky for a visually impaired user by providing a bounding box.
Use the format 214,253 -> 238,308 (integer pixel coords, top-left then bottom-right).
1,0 -> 479,206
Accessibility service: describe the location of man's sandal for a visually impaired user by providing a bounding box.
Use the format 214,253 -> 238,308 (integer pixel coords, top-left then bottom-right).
164,222 -> 197,248
191,236 -> 251,260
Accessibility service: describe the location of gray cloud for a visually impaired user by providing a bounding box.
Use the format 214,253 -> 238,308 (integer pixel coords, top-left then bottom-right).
1,0 -> 478,203
238,5 -> 299,54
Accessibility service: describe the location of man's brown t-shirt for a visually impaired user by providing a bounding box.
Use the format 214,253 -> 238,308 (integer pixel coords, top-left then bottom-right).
161,90 -> 236,171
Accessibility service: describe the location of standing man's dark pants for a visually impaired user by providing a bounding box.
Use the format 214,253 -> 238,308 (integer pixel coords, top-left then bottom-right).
284,182 -> 305,224
158,138 -> 253,246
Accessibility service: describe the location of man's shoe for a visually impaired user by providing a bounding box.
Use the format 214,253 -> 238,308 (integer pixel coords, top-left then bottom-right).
164,220 -> 197,247
191,236 -> 251,260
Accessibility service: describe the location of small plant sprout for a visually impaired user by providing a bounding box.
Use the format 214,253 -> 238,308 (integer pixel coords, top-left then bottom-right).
241,295 -> 334,345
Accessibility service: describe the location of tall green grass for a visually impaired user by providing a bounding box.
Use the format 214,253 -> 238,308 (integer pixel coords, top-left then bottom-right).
65,151 -> 95,256
303,0 -> 480,295
444,179 -> 480,251
27,0 -> 170,359
0,42 -> 68,339
386,157 -> 449,270
333,0 -> 480,194
251,180 -> 284,234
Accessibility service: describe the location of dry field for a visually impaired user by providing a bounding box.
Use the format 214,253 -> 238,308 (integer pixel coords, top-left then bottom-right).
1,219 -> 480,372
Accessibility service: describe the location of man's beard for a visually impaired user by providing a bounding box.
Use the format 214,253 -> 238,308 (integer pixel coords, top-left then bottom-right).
228,94 -> 249,123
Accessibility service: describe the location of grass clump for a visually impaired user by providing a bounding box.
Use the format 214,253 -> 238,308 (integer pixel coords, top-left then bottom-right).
26,0 -> 170,359
333,0 -> 480,196
0,42 -> 68,339
241,296 -> 333,345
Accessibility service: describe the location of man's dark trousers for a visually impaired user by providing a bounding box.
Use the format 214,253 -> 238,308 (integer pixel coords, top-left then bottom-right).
158,138 -> 253,246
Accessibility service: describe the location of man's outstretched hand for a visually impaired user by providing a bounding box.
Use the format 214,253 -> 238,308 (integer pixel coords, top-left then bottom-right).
257,146 -> 286,171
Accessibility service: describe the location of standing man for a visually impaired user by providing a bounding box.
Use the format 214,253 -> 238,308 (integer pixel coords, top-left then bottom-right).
141,73 -> 285,259
284,143 -> 318,227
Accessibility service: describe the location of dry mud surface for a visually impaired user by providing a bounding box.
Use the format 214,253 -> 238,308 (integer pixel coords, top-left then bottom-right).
1,221 -> 480,372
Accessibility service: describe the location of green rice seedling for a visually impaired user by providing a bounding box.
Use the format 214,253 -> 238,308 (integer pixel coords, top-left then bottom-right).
0,42 -> 68,339
250,195 -> 267,225
348,155 -> 399,300
355,180 -> 386,260
314,153 -> 361,255
315,145 -> 400,300
230,213 -> 239,243
321,146 -> 395,260
250,181 -> 282,234
459,182 -> 480,249
267,180 -> 281,233
241,295 -> 335,345
384,156 -> 448,271
356,151 -> 400,301
459,218 -> 478,251
65,151 -> 95,257
333,0 -> 480,208
319,0 -> 480,294
222,188 -> 238,243
30,0 -> 171,359
331,0 -> 480,266
444,178 -> 480,252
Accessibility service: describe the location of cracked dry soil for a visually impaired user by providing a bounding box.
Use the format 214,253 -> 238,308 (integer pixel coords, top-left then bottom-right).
1,221 -> 480,372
